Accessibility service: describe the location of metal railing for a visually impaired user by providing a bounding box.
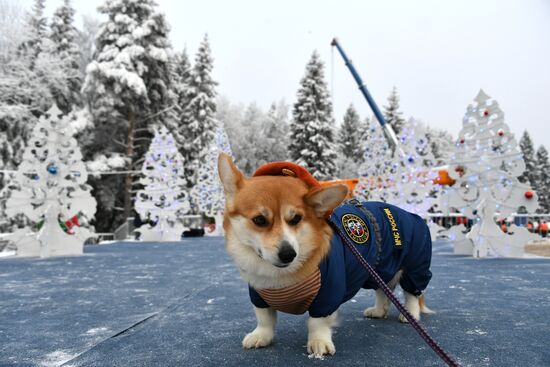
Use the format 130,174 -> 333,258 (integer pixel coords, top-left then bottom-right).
427,213 -> 550,237
113,217 -> 136,241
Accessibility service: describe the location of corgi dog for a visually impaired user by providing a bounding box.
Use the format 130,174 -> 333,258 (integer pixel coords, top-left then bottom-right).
218,153 -> 434,357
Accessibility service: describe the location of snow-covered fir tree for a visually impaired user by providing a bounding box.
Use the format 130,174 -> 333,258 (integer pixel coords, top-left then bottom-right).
192,124 -> 233,235
49,0 -> 82,113
440,90 -> 538,257
336,104 -> 364,178
76,15 -> 101,78
4,105 -> 97,257
338,104 -> 363,161
518,131 -> 537,190
425,124 -> 454,166
535,145 -> 550,212
254,101 -> 290,167
83,0 -> 176,231
178,34 -> 218,189
289,51 -> 337,180
135,126 -> 189,241
0,0 -> 53,199
18,0 -> 47,69
383,86 -> 405,135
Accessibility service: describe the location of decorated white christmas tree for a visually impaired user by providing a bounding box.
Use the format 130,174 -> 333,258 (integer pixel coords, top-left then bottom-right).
355,118 -> 438,217
5,105 -> 96,257
388,118 -> 439,216
135,126 -> 190,241
440,90 -> 539,257
355,121 -> 396,202
192,124 -> 233,235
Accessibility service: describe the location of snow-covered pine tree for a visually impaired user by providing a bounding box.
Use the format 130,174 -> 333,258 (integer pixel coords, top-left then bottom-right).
179,34 -> 218,189
135,126 -> 189,241
49,0 -> 82,113
535,145 -> 550,212
336,104 -> 363,178
192,124 -> 233,235
77,15 -> 101,78
383,86 -> 405,135
440,90 -> 538,257
18,0 -> 47,69
255,101 -> 290,167
289,51 -> 337,180
0,0 -> 52,193
4,105 -> 97,257
518,131 -> 537,190
83,0 -> 176,231
338,104 -> 363,161
425,124 -> 454,166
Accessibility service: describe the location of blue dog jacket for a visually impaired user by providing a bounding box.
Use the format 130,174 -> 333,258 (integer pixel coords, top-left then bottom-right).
249,200 -> 433,318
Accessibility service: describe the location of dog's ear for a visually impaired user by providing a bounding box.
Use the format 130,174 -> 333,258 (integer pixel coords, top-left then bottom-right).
218,153 -> 244,197
305,184 -> 348,217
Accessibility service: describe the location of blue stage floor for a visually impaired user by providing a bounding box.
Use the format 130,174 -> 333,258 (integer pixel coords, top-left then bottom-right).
1,238 -> 549,366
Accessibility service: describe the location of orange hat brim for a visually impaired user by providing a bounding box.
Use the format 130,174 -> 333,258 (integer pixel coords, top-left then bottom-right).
253,162 -> 320,189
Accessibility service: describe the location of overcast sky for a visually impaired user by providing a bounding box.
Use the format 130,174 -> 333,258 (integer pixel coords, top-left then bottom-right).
24,0 -> 550,148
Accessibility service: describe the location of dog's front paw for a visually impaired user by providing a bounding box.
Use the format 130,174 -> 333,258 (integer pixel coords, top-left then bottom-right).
364,307 -> 388,319
242,328 -> 273,349
307,338 -> 335,357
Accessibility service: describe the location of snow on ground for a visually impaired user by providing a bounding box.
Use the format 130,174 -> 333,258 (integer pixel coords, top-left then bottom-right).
0,250 -> 16,257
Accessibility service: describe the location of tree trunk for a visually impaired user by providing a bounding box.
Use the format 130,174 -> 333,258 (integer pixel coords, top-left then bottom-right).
124,110 -> 136,221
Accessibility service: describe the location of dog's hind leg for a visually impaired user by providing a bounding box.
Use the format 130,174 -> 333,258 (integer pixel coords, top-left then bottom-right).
398,291 -> 421,323
242,307 -> 277,349
364,288 -> 390,318
364,270 -> 402,319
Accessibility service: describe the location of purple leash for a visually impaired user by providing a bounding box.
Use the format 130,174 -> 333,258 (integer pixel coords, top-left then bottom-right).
328,218 -> 461,367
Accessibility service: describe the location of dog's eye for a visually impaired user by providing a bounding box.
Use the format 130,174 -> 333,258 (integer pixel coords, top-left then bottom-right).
288,214 -> 302,226
252,215 -> 268,227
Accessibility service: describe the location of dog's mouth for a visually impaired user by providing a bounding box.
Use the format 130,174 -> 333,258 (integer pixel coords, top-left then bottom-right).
273,263 -> 290,268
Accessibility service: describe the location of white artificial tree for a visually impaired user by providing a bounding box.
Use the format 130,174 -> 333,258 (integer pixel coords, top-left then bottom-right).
355,118 -> 439,218
135,126 -> 190,241
387,118 -> 439,217
5,105 -> 97,257
440,90 -> 539,257
192,124 -> 233,235
355,121 -> 396,202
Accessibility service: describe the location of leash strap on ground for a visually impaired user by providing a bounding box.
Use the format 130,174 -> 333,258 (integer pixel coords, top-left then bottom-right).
328,218 -> 461,367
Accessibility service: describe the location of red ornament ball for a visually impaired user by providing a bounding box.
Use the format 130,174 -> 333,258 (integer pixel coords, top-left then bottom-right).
525,191 -> 533,199
484,110 -> 490,116
459,138 -> 465,144
498,129 -> 504,136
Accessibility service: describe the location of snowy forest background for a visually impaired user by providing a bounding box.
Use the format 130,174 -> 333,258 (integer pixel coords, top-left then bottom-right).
1,0 -> 549,234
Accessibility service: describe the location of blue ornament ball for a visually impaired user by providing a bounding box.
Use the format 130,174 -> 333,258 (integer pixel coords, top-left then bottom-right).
47,164 -> 58,175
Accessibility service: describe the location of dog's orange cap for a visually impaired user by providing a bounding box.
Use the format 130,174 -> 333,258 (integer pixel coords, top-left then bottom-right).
253,162 -> 321,189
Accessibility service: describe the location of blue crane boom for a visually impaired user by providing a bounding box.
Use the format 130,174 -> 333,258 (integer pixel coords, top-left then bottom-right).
331,38 -> 400,149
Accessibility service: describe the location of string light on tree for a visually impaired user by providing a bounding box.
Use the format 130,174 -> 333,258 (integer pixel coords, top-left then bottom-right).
191,124 -> 233,235
135,126 -> 190,241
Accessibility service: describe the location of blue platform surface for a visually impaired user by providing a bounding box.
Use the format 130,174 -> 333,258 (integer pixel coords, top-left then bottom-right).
1,238 -> 549,367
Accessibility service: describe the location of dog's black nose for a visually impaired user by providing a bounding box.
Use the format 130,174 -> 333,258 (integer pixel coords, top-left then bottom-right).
278,242 -> 296,264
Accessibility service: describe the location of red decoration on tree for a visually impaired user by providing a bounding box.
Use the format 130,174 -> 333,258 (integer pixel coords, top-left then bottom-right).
497,129 -> 504,136
459,137 -> 465,144
524,191 -> 533,199
483,110 -> 490,116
